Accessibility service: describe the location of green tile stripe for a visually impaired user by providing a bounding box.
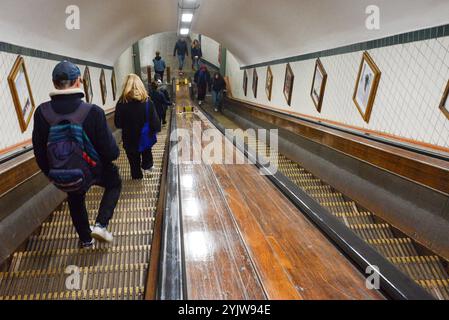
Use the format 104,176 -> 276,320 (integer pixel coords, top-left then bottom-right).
242,24 -> 449,69
0,41 -> 113,70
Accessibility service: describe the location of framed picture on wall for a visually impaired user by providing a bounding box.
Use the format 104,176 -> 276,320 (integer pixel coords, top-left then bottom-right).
7,56 -> 36,133
111,69 -> 117,101
310,58 -> 328,113
439,80 -> 449,120
83,66 -> 93,103
353,51 -> 381,123
100,69 -> 107,105
243,70 -> 248,96
283,63 -> 294,106
265,66 -> 273,101
252,69 -> 258,98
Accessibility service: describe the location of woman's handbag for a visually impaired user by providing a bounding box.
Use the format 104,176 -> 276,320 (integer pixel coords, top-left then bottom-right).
138,100 -> 158,152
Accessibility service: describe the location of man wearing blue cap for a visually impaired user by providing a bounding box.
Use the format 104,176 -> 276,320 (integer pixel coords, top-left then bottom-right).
32,61 -> 122,248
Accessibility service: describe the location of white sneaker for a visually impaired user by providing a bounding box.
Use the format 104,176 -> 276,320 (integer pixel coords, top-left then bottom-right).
91,224 -> 114,243
143,167 -> 153,174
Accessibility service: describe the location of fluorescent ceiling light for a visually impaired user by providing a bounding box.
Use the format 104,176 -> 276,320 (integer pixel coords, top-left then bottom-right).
182,13 -> 193,22
180,28 -> 190,35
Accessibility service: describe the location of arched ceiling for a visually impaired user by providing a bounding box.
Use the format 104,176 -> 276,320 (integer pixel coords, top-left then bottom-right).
0,0 -> 448,66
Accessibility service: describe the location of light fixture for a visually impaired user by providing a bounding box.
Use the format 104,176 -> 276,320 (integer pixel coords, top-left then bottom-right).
181,13 -> 193,22
180,28 -> 190,35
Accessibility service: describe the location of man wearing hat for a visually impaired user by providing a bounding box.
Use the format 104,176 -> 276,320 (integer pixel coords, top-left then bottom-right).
32,61 -> 122,248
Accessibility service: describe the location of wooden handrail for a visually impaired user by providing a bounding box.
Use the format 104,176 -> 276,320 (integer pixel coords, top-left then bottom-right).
226,97 -> 449,195
229,97 -> 449,155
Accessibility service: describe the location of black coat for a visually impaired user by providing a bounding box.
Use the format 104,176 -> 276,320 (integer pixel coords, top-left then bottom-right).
212,76 -> 226,92
114,99 -> 161,152
173,40 -> 189,57
149,89 -> 171,121
33,92 -> 119,176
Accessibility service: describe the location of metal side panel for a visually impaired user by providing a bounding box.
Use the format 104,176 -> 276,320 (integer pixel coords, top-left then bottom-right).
0,183 -> 65,264
158,109 -> 186,300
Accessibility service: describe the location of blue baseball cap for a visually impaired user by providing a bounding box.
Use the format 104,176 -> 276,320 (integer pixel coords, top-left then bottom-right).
52,60 -> 81,81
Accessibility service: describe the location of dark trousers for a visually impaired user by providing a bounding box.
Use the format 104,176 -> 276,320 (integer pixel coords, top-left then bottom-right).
154,71 -> 164,82
197,84 -> 207,101
125,149 -> 153,179
67,164 -> 122,243
161,107 -> 167,124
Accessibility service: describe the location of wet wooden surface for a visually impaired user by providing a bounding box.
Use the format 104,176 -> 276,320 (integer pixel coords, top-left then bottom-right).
175,85 -> 383,300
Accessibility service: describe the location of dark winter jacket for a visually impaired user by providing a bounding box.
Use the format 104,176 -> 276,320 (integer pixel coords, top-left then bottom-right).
150,89 -> 172,120
212,75 -> 226,92
173,40 -> 189,57
153,56 -> 166,72
32,89 -> 119,176
194,68 -> 211,88
158,87 -> 172,105
114,98 -> 161,152
191,46 -> 203,59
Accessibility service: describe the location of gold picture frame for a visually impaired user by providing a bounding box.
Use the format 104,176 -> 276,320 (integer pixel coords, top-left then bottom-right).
100,69 -> 107,105
7,56 -> 36,133
252,69 -> 258,98
353,51 -> 381,123
111,69 -> 117,101
243,70 -> 248,96
265,66 -> 273,101
83,66 -> 93,103
310,58 -> 328,113
439,80 -> 449,120
283,63 -> 294,106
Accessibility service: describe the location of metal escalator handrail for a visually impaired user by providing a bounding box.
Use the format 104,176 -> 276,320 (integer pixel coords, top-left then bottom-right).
199,105 -> 435,301
157,82 -> 187,300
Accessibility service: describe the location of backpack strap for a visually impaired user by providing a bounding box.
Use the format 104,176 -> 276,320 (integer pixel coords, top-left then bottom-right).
41,102 -> 93,126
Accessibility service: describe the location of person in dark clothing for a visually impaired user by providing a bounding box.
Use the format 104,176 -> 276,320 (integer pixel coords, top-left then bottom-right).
149,81 -> 172,125
194,65 -> 211,105
153,51 -> 166,82
157,79 -> 172,103
115,74 -> 161,180
32,61 -> 121,248
191,39 -> 203,71
211,72 -> 226,112
173,38 -> 189,71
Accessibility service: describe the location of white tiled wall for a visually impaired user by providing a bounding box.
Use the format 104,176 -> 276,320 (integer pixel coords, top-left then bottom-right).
227,36 -> 449,149
0,52 -> 120,155
201,35 -> 220,68
114,47 -> 134,96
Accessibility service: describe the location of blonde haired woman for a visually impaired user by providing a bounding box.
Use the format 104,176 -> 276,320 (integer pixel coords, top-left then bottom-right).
114,74 -> 161,179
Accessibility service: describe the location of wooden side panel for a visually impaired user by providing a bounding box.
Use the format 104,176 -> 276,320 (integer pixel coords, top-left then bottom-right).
226,98 -> 449,195
213,164 -> 382,300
